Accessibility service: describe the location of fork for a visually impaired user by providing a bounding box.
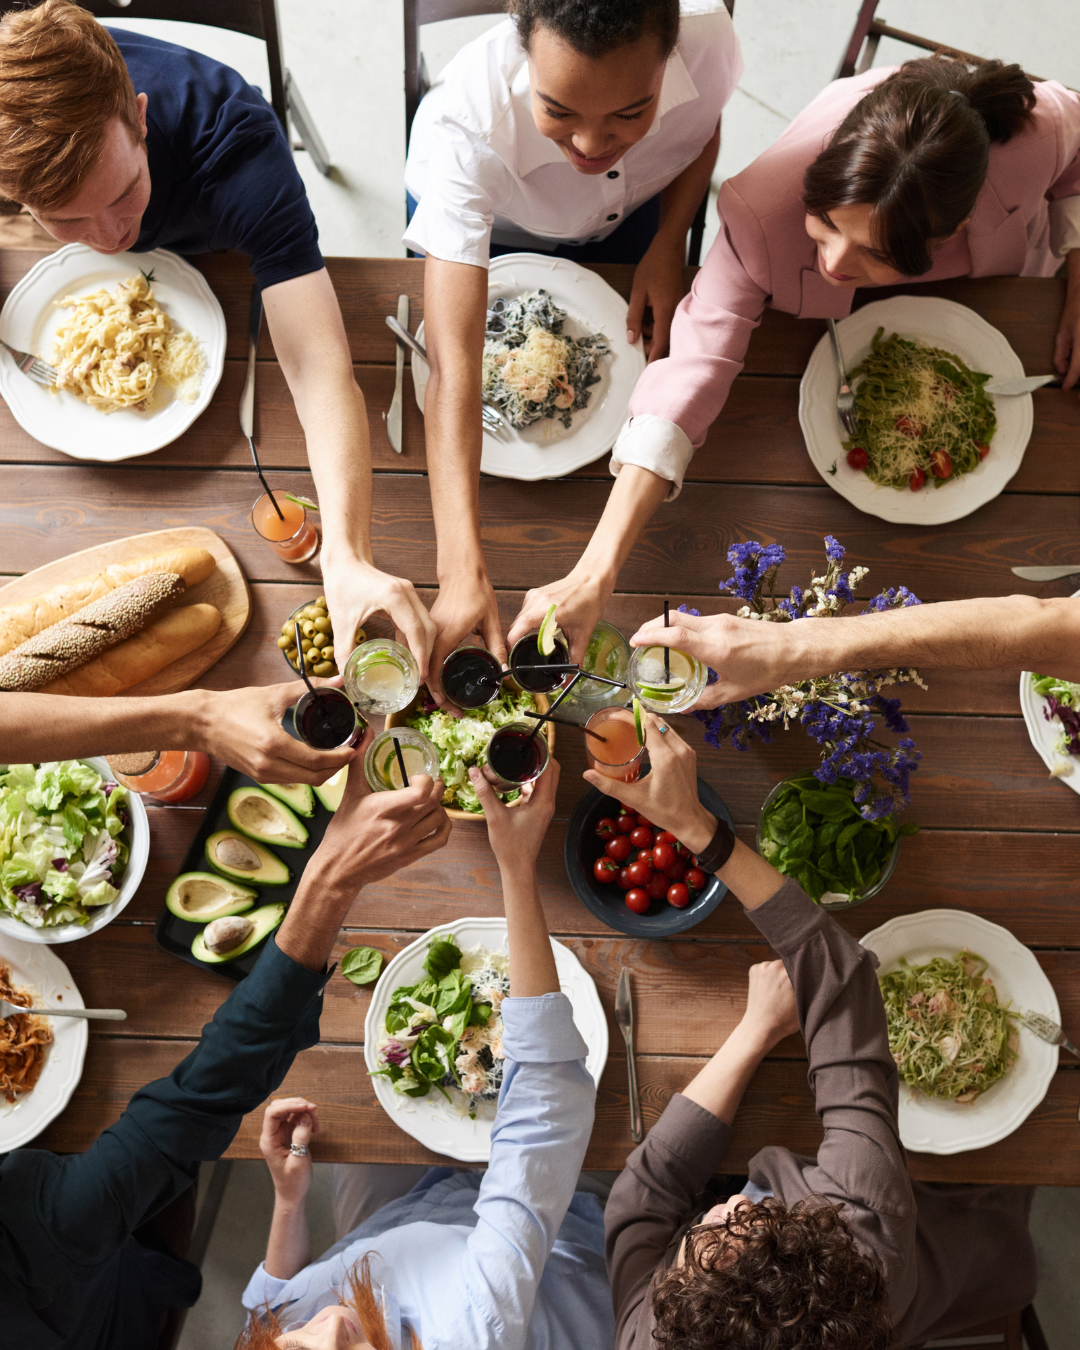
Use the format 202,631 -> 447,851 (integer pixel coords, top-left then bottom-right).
1016,1008 -> 1079,1059
0,998 -> 126,1021
0,340 -> 56,387
826,319 -> 859,439
384,314 -> 508,436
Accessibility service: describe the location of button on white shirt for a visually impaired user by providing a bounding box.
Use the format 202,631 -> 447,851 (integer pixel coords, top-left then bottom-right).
404,2 -> 743,266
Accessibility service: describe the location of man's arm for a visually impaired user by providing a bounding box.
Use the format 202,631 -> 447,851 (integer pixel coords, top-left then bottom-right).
262,270 -> 436,679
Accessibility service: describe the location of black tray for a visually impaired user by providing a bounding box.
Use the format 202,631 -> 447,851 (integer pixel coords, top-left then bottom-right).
155,766 -> 340,981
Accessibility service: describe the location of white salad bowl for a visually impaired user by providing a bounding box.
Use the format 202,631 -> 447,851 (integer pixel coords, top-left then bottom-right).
0,757 -> 149,945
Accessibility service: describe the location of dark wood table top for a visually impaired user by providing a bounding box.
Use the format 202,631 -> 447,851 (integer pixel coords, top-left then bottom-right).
5,250 -> 1077,1183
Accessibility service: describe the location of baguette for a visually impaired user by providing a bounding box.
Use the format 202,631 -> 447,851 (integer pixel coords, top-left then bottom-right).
40,603 -> 222,697
0,545 -> 215,656
0,572 -> 186,692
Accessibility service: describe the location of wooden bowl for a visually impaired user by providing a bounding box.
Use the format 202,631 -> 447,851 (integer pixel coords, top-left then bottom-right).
386,685 -> 555,822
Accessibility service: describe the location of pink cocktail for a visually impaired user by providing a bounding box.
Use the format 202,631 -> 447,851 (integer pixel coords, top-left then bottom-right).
585,706 -> 644,782
251,491 -> 318,563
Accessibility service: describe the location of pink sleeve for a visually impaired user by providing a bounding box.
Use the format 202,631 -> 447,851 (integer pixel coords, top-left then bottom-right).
1043,80 -> 1080,202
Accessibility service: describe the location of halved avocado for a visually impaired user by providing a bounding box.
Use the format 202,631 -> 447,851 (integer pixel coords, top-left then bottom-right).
205,831 -> 290,887
314,765 -> 348,814
259,782 -> 315,817
191,902 -> 285,964
166,872 -> 257,924
227,786 -> 308,849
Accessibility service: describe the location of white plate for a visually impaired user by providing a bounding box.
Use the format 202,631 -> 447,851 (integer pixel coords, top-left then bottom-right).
0,757 -> 149,945
364,916 -> 608,1162
411,252 -> 645,480
799,296 -> 1032,525
0,244 -> 226,461
0,933 -> 87,1151
1019,595 -> 1080,795
860,909 -> 1059,1155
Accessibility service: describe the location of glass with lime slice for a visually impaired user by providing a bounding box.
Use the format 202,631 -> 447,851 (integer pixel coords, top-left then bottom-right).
343,639 -> 420,716
559,619 -> 630,714
629,644 -> 707,713
364,728 -> 439,791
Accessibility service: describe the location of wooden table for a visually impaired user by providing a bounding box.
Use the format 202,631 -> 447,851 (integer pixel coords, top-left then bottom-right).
5,251 -> 1078,1185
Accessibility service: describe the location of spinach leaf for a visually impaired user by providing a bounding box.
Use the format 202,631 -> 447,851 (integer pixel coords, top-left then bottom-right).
411,1025 -> 458,1084
340,946 -> 384,986
424,937 -> 463,981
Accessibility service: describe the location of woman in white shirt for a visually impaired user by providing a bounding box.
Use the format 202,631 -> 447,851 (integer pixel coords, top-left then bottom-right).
404,0 -> 742,701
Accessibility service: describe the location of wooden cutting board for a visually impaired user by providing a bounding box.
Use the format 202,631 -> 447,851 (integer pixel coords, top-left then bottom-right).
0,526 -> 250,697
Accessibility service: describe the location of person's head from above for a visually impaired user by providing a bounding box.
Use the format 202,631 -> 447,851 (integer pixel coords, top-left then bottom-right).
0,0 -> 150,253
803,55 -> 1037,289
653,1195 -> 893,1350
509,0 -> 679,174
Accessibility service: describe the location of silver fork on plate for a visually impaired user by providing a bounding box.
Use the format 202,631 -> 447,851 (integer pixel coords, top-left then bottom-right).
384,315 -> 508,435
0,340 -> 57,387
826,319 -> 859,439
0,998 -> 126,1021
1016,1008 -> 1079,1059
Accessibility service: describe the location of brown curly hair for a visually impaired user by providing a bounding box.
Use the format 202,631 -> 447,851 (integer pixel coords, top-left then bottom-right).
651,1198 -> 893,1350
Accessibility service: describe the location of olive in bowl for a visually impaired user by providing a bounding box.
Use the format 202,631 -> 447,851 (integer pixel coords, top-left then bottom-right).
278,597 -> 365,678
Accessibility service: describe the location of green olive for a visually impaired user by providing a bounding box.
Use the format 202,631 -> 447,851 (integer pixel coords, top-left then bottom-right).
304,605 -> 320,619
312,632 -> 328,649
354,627 -> 366,645
316,596 -> 327,607
321,645 -> 334,661
313,661 -> 335,676
314,616 -> 332,634
276,635 -> 291,650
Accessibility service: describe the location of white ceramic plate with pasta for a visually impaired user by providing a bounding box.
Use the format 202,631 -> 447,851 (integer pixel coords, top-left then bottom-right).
0,933 -> 87,1152
799,296 -> 1032,525
410,252 -> 646,481
0,243 -> 226,461
364,916 -> 608,1162
860,909 -> 1058,1155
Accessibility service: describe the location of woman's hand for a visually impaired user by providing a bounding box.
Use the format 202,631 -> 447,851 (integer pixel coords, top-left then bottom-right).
506,572 -> 610,667
323,556 -> 437,684
1054,251 -> 1080,392
259,1096 -> 319,1207
469,755 -> 560,875
626,232 -> 688,361
428,570 -> 506,705
739,960 -> 800,1052
629,609 -> 793,707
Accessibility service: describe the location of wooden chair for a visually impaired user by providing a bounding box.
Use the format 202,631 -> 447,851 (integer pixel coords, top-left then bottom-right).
403,0 -> 736,266
71,0 -> 332,175
908,1304 -> 1051,1350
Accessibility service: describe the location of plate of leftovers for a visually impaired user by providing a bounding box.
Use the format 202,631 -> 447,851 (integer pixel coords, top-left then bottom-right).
410,253 -> 645,480
364,916 -> 607,1162
860,909 -> 1058,1154
799,297 -> 1032,524
1020,614 -> 1080,794
0,933 -> 87,1150
0,244 -> 225,460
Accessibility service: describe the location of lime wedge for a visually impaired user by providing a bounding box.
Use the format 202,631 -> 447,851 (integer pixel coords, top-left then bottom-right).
632,697 -> 645,746
285,493 -> 319,511
537,603 -> 559,657
637,677 -> 686,699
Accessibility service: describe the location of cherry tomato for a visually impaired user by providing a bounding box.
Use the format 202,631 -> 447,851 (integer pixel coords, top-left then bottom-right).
629,825 -> 653,849
667,882 -> 690,908
895,415 -> 925,438
619,802 -> 637,815
975,441 -> 990,460
685,867 -> 707,892
635,815 -> 653,829
605,835 -> 633,863
846,446 -> 869,470
645,872 -> 670,900
595,817 -> 617,840
929,448 -> 953,480
665,859 -> 688,883
656,830 -> 678,846
625,888 -> 650,914
627,859 -> 654,886
673,841 -> 691,860
636,849 -> 653,863
594,856 -> 619,884
617,867 -> 634,891
909,466 -> 927,492
616,813 -> 638,835
653,841 -> 678,872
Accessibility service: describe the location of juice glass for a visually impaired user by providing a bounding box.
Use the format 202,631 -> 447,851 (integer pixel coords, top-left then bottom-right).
441,646 -> 504,710
585,706 -> 645,782
292,688 -> 366,749
344,639 -> 420,716
629,645 -> 707,714
561,620 -> 630,713
364,728 -> 440,791
109,750 -> 210,803
482,721 -> 550,791
509,630 -> 572,694
251,490 -> 319,564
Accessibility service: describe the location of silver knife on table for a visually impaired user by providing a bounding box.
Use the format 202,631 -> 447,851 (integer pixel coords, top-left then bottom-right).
1011,565 -> 1080,581
615,967 -> 643,1144
239,284 -> 262,452
983,374 -> 1061,396
387,294 -> 408,454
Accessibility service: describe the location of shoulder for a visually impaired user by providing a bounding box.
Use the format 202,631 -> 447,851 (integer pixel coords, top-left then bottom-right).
428,18 -> 524,139
675,2 -> 739,75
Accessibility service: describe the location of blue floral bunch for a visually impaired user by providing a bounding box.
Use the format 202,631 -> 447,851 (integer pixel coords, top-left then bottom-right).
691,536 -> 924,820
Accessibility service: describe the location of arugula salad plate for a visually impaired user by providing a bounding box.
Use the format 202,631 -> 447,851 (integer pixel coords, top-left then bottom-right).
799,297 -> 1032,525
410,253 -> 645,481
1019,591 -> 1080,796
860,909 -> 1058,1155
364,916 -> 608,1162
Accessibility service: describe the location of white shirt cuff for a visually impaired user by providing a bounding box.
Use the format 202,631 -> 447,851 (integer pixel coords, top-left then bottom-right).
241,1260 -> 289,1312
609,415 -> 695,501
1049,195 -> 1080,256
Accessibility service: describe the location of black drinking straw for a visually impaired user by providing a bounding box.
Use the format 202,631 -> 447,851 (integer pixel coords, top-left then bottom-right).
525,671 -> 583,745
522,708 -> 607,742
392,735 -> 410,788
249,436 -> 285,520
663,600 -> 671,681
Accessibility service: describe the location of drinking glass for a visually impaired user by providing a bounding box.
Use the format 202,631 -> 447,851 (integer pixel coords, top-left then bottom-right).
482,721 -> 550,791
441,645 -> 504,710
585,706 -> 645,782
251,490 -> 319,564
291,688 -> 366,749
508,630 -> 572,694
344,639 -> 420,716
364,728 -> 440,791
629,645 -> 707,714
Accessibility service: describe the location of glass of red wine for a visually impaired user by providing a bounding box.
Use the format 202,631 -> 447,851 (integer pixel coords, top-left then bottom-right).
292,687 -> 366,750
508,631 -> 573,694
482,721 -> 551,791
441,645 -> 505,710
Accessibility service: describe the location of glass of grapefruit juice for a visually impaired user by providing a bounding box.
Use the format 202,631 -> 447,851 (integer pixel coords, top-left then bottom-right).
585,706 -> 644,782
251,490 -> 318,563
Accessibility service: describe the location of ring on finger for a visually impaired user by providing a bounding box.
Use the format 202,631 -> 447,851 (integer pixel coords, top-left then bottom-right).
289,1143 -> 309,1157
657,724 -> 669,735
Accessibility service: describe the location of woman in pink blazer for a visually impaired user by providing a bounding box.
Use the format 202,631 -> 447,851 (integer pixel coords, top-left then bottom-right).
509,56 -> 1080,653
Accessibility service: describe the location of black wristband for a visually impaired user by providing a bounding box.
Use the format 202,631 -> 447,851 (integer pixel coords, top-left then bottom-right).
695,815 -> 735,875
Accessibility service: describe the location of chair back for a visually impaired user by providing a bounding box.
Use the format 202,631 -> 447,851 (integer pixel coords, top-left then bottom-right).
404,0 -> 506,142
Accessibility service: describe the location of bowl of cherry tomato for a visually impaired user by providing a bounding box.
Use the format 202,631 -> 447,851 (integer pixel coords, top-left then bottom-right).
564,779 -> 733,936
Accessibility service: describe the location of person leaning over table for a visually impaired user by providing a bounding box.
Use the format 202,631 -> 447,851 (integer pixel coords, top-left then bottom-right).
234,757 -> 618,1350
512,52 -> 1080,658
0,740 -> 451,1350
404,0 -> 742,697
0,0 -> 435,675
591,715 -> 1037,1349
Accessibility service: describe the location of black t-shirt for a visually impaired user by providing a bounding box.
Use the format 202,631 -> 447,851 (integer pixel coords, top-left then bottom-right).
113,29 -> 323,289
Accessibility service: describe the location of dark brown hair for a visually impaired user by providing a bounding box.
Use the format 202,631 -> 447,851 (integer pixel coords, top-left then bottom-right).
509,0 -> 680,60
651,1198 -> 893,1350
803,55 -> 1037,276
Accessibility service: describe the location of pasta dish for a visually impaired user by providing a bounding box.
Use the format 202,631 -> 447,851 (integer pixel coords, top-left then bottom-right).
0,962 -> 52,1104
50,272 -> 204,414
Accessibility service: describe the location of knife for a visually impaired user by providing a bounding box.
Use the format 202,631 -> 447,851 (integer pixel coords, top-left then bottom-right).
615,967 -> 643,1145
1011,565 -> 1080,581
387,294 -> 408,454
239,284 -> 262,449
983,374 -> 1061,396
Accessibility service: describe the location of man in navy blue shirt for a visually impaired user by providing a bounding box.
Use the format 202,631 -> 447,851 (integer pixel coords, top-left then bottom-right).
0,0 -> 435,676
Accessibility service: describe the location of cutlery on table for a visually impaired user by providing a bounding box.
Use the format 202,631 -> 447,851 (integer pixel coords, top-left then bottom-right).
615,967 -> 643,1145
1,339 -> 56,387
387,294 -> 408,454
1010,565 -> 1080,581
0,999 -> 126,1021
240,285 -> 283,511
384,314 -> 509,435
1017,1008 -> 1079,1059
826,318 -> 860,439
983,374 -> 1062,396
